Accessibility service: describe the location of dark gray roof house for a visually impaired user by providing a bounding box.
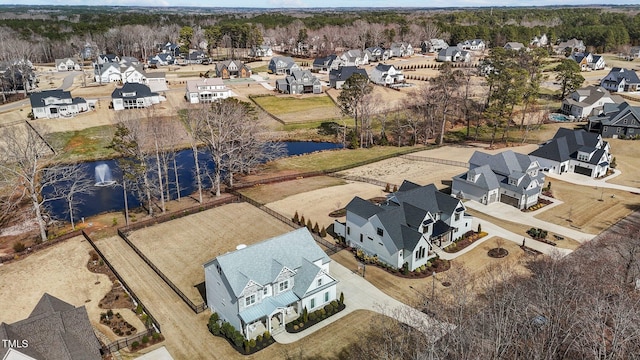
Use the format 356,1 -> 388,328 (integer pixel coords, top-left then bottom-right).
601,67 -> 640,93
0,293 -> 102,360
452,150 -> 545,209
336,180 -> 472,271
529,128 -> 611,178
329,66 -> 368,89
312,54 -> 338,71
588,101 -> 640,139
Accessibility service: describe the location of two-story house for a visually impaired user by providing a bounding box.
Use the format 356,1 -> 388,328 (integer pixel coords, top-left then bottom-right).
312,54 -> 339,72
555,38 -> 585,54
457,39 -> 486,51
588,101 -> 640,139
249,45 -> 273,58
185,78 -> 231,103
369,63 -> 404,85
569,52 -> 606,71
55,58 -> 81,72
268,56 -> 300,75
334,181 -> 472,271
203,228 -> 338,340
275,70 -> 322,94
452,150 -> 545,209
94,62 -> 122,83
30,89 -> 89,119
329,66 -> 369,89
529,128 -> 611,178
365,47 -> 389,62
111,83 -> 162,110
389,42 -> 414,57
421,39 -> 449,54
340,49 -> 369,67
215,60 -> 251,79
561,85 -> 623,119
600,67 -> 640,93
437,47 -> 471,63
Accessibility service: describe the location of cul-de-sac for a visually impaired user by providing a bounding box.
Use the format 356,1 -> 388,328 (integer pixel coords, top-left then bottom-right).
1,3 -> 640,360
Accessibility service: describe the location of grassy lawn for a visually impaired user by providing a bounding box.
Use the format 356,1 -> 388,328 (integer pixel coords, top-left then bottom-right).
534,179 -> 640,235
250,65 -> 268,73
45,125 -> 117,162
447,121 -> 584,145
262,146 -> 428,174
252,94 -> 337,115
606,139 -> 640,188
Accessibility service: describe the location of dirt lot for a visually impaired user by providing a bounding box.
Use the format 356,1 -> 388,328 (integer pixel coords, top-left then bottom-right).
534,178 -> 640,235
239,176 -> 347,204
0,236 -> 144,341
606,138 -> 640,188
265,181 -> 387,236
330,237 -> 530,307
127,203 -> 294,304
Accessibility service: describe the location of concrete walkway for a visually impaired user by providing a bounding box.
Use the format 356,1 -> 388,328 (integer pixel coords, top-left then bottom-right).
434,217 -> 572,260
545,169 -> 640,194
250,74 -> 275,91
464,200 -> 597,243
273,261 -> 449,344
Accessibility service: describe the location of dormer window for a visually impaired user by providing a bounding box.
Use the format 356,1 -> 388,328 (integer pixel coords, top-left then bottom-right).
317,278 -> 322,287
245,294 -> 256,306
279,280 -> 289,292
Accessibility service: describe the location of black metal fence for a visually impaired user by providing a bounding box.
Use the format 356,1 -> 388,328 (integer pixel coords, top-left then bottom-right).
81,231 -> 162,353
103,328 -> 155,353
116,228 -> 208,314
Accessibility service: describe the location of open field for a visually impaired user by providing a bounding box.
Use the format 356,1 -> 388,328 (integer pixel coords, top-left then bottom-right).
606,138 -> 640,188
534,179 -> 640,235
251,94 -> 344,124
330,237 -> 530,306
265,181 -> 387,235
0,236 -> 144,341
127,203 -> 294,304
239,175 -> 347,204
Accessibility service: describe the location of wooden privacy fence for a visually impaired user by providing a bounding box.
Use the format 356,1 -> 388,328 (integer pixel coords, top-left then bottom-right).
400,154 -> 469,168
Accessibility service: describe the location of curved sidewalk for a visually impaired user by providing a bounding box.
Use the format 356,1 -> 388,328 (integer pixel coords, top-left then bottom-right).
273,260 -> 449,344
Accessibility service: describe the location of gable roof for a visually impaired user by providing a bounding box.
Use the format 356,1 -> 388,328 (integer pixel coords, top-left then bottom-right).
329,66 -> 369,82
592,101 -> 640,128
111,83 -> 156,99
374,63 -> 395,72
313,54 -> 337,67
529,128 -> 603,163
29,89 -> 72,108
0,294 -> 101,360
206,228 -> 330,298
604,67 -> 640,85
469,150 -> 537,177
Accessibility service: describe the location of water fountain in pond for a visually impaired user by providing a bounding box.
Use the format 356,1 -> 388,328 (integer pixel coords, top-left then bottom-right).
94,163 -> 116,187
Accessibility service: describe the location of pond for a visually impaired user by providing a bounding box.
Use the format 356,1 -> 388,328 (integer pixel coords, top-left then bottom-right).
43,141 -> 342,221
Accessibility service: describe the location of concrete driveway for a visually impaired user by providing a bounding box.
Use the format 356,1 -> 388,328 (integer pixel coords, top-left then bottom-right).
273,260 -> 450,344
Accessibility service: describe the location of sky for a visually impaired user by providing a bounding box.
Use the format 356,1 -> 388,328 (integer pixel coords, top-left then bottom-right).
0,0 -> 638,8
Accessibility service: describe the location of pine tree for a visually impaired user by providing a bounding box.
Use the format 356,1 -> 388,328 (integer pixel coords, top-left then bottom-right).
293,211 -> 299,224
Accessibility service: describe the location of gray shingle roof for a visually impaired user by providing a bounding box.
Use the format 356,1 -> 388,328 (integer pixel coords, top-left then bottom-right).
0,294 -> 101,360
206,228 -> 330,298
111,83 -> 157,99
29,90 -> 72,108
329,66 -> 368,82
529,128 -> 602,162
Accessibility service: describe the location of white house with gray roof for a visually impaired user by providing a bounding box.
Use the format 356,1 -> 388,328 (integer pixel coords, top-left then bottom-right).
369,63 -> 404,85
529,128 -> 611,178
203,228 -> 338,340
334,181 -> 472,271
600,67 -> 640,93
30,89 -> 90,119
561,86 -> 622,119
55,58 -> 81,72
452,150 -> 545,209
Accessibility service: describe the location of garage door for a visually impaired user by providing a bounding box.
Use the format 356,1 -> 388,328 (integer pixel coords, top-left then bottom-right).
500,194 -> 520,207
575,165 -> 593,177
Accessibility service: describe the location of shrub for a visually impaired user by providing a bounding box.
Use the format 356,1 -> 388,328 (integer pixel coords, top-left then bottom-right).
320,226 -> 327,237
264,331 -> 271,340
106,309 -> 114,318
293,324 -> 299,331
293,211 -> 299,224
324,304 -> 332,313
313,222 -> 320,233
420,265 -> 426,271
142,336 -> 149,344
306,219 -> 313,230
339,292 -> 344,304
249,339 -> 256,348
131,341 -> 139,350
244,340 -> 250,353
152,332 -> 160,341
331,300 -> 339,309
256,334 -> 263,343
309,312 -> 317,321
385,183 -> 390,192
300,215 -> 306,226
302,307 -> 308,323
477,223 -> 482,233
112,217 -> 118,226
136,304 -> 143,315
13,242 -> 26,253
392,185 -> 398,192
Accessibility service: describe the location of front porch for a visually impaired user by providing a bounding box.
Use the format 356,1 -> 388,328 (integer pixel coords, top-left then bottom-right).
240,290 -> 300,340
245,304 -> 299,339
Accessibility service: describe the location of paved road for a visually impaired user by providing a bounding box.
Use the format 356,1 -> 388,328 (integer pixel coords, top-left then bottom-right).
0,71 -> 81,114
273,260 -> 450,344
94,235 -> 221,360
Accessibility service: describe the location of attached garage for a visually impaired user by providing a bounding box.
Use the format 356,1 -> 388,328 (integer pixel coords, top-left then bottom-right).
500,194 -> 520,207
574,165 -> 593,177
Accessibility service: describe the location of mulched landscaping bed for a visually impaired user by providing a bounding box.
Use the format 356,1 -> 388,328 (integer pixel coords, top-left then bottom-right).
487,248 -> 509,258
286,301 -> 346,333
443,232 -> 488,254
523,198 -> 553,212
351,246 -> 450,278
